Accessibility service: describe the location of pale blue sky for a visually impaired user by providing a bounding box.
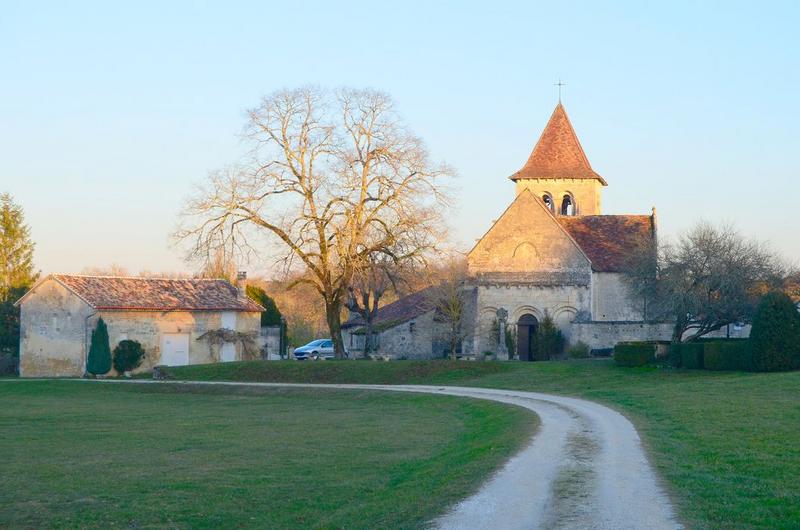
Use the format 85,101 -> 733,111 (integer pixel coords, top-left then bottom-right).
3,1 -> 799,275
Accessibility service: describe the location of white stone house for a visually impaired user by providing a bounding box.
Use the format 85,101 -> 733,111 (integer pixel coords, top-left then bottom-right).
16,275 -> 263,377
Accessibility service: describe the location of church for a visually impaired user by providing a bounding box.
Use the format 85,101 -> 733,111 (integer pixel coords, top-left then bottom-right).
344,102 -> 673,359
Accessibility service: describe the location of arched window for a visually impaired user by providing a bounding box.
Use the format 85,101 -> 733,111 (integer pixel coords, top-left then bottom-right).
561,194 -> 576,216
542,193 -> 554,212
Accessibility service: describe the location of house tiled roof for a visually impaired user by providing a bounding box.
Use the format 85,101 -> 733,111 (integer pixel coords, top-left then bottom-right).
343,287 -> 435,329
48,275 -> 263,312
510,103 -> 607,185
558,215 -> 654,272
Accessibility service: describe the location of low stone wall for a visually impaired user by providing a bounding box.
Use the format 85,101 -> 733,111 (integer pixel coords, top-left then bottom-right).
257,326 -> 283,358
571,321 -> 673,350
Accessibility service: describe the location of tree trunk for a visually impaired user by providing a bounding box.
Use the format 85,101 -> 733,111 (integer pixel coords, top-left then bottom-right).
325,301 -> 347,359
671,320 -> 685,343
449,324 -> 458,360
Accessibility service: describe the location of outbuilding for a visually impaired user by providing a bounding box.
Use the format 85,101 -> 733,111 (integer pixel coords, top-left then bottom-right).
16,275 -> 263,377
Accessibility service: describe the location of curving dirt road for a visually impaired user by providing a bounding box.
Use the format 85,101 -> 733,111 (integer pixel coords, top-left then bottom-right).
79,380 -> 683,529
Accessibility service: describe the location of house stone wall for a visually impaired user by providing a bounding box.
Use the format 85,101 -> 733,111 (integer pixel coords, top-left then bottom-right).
19,279 -> 94,377
98,310 -> 261,374
379,311 -> 437,359
343,311 -> 463,360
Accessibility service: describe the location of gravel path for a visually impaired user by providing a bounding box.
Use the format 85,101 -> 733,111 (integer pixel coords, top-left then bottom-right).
41,379 -> 683,529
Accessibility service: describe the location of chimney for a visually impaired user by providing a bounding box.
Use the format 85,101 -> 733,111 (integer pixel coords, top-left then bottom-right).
236,271 -> 247,298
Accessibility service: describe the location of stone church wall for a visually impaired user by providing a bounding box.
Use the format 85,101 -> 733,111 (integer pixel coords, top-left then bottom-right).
515,178 -> 604,215
468,190 -> 592,277
470,283 -> 591,354
591,273 -> 645,321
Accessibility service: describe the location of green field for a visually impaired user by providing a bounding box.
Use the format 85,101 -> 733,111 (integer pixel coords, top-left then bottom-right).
0,381 -> 534,529
162,359 -> 800,529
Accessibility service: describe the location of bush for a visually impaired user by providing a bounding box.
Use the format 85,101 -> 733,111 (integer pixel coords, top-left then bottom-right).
749,292 -> 800,372
704,340 -> 751,371
113,340 -> 146,374
86,318 -> 112,376
535,315 -> 564,360
614,342 -> 654,367
0,352 -> 18,375
669,342 -> 704,369
567,341 -> 591,359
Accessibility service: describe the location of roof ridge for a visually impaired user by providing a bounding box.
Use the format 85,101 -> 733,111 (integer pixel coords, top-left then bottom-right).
54,274 -> 224,282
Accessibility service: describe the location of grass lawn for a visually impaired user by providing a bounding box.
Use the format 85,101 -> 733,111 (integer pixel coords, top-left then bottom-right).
162,359 -> 800,529
0,380 -> 534,529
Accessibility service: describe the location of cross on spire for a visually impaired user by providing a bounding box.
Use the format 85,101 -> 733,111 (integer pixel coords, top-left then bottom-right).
554,79 -> 566,103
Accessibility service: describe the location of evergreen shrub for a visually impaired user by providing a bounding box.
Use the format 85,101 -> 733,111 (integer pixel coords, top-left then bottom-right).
86,318 -> 112,376
749,292 -> 800,372
535,316 -> 565,360
113,340 -> 146,374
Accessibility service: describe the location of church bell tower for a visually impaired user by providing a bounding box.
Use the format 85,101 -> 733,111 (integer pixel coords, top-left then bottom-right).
510,103 -> 606,216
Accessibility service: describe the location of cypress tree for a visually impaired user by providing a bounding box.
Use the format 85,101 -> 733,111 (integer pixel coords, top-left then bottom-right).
749,292 -> 800,372
245,285 -> 283,326
86,318 -> 112,375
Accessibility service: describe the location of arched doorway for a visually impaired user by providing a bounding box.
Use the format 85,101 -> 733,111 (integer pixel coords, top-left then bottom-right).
516,314 -> 538,361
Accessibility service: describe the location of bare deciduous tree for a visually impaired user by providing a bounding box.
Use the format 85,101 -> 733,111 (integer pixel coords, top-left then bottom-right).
80,264 -> 130,277
178,87 -> 451,358
346,230 -> 438,355
426,256 -> 471,359
626,222 -> 784,342
345,254 -> 401,356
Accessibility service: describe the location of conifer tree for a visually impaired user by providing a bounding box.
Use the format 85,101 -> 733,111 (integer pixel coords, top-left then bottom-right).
0,193 -> 38,354
245,285 -> 283,326
750,292 -> 800,372
535,315 -> 565,361
86,318 -> 112,375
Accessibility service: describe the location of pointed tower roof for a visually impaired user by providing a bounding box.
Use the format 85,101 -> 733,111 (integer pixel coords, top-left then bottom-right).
510,103 -> 607,185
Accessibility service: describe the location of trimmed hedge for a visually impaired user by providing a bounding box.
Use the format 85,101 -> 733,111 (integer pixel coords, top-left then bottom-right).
613,342 -> 654,367
669,342 -> 704,369
703,340 -> 751,371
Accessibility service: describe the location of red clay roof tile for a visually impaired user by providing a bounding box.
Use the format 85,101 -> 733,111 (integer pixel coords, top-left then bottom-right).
511,103 -> 607,184
51,275 -> 263,312
558,215 -> 653,272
